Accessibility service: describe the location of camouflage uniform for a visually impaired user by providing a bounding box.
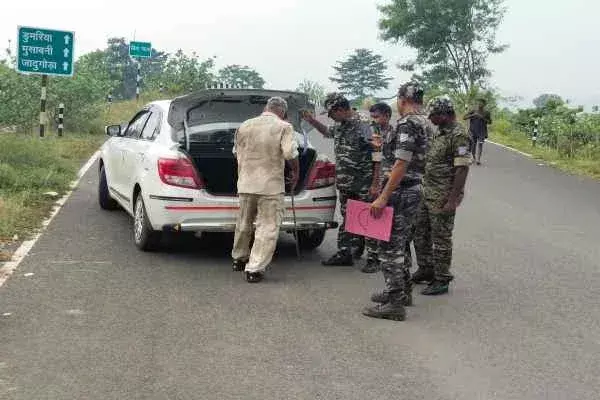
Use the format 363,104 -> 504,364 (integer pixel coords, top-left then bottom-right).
363,82 -> 430,320
415,96 -> 472,290
321,94 -> 378,265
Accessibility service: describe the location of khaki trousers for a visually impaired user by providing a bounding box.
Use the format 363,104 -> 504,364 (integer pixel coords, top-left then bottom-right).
231,193 -> 284,273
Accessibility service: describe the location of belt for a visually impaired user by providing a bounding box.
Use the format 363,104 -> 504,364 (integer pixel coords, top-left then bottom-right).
400,179 -> 421,188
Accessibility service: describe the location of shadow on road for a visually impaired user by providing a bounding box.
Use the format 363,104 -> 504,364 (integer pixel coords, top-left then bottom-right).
152,230 -> 317,265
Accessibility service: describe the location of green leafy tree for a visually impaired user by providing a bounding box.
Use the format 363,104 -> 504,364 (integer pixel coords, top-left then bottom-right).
161,50 -> 215,93
103,37 -> 168,99
0,63 -> 40,132
296,79 -> 326,108
378,0 -> 507,98
533,94 -> 564,110
217,65 -> 265,88
329,48 -> 392,99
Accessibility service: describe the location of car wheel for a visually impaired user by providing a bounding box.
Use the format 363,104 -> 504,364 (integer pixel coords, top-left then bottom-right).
133,193 -> 161,251
98,165 -> 119,210
297,229 -> 327,250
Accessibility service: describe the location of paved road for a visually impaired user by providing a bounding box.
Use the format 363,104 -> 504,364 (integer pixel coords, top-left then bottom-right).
1,137 -> 600,400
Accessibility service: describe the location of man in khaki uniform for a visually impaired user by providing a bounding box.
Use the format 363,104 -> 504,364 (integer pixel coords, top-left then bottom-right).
231,97 -> 299,283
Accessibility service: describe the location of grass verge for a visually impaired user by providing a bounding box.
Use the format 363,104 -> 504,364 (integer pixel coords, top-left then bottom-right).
0,132 -> 105,241
489,130 -> 600,180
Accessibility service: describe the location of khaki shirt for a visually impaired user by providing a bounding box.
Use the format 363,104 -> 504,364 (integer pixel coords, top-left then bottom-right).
234,112 -> 299,195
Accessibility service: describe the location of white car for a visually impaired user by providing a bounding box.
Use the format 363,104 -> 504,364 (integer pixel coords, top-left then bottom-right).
99,89 -> 338,251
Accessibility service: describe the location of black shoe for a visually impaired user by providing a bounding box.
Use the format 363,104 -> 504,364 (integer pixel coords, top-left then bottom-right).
360,257 -> 379,273
411,268 -> 434,284
232,259 -> 247,272
421,280 -> 449,295
352,241 -> 365,260
370,291 -> 413,306
321,252 -> 353,267
244,271 -> 264,283
362,302 -> 406,321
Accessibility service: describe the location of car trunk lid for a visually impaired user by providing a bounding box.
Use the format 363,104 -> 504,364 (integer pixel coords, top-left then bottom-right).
167,89 -> 312,134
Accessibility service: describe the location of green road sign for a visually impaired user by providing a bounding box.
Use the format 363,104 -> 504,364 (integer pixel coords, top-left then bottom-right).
129,41 -> 152,58
17,26 -> 75,77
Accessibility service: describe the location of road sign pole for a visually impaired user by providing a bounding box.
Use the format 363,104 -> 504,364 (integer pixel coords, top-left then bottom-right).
39,74 -> 48,138
128,41 -> 151,101
17,27 -> 74,77
106,92 -> 112,115
17,27 -> 74,137
57,103 -> 64,137
136,61 -> 140,102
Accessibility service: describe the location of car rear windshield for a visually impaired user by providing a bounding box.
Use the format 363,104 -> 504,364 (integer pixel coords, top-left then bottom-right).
187,98 -> 266,127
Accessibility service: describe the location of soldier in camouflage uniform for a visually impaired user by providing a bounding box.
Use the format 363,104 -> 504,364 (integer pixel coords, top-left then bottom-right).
412,96 -> 472,295
362,82 -> 430,321
356,102 -> 396,274
301,93 -> 380,267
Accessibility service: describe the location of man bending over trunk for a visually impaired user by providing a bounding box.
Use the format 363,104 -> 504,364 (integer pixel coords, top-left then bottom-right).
231,97 -> 299,283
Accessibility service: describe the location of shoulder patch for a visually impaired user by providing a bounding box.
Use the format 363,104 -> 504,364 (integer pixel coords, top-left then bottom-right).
457,146 -> 469,156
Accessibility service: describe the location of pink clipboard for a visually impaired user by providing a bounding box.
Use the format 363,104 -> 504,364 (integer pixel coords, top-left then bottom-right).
344,199 -> 393,242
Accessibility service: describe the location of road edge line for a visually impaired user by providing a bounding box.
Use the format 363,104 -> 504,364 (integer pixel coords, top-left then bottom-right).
0,150 -> 100,289
487,140 -> 533,158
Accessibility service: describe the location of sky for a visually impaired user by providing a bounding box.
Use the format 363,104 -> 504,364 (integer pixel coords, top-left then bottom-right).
2,0 -> 600,108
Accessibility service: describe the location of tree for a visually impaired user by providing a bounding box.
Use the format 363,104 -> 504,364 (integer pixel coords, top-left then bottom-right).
161,50 -> 215,93
103,37 -> 168,99
0,63 -> 40,131
378,0 -> 508,98
217,65 -> 265,88
533,94 -> 564,109
329,48 -> 392,99
296,79 -> 326,108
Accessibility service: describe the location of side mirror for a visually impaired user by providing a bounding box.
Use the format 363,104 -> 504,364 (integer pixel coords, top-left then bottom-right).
105,124 -> 122,137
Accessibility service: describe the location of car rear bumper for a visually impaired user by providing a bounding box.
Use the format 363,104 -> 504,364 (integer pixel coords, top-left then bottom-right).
161,220 -> 338,233
145,186 -> 338,233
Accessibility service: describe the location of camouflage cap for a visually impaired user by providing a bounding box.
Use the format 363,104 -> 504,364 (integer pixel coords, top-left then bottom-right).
397,81 -> 424,103
322,92 -> 349,114
427,95 -> 455,116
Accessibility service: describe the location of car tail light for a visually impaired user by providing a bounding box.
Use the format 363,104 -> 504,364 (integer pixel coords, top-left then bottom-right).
306,160 -> 336,189
158,156 -> 204,189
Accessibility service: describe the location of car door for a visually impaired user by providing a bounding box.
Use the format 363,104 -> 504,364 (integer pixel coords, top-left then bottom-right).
124,108 -> 162,195
104,133 -> 124,191
114,110 -> 151,204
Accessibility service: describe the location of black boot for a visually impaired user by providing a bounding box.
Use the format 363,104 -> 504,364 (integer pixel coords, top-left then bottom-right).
411,268 -> 434,284
352,240 -> 365,260
362,294 -> 407,321
321,251 -> 353,266
360,255 -> 379,273
370,291 -> 413,306
232,259 -> 247,272
244,271 -> 264,283
421,279 -> 450,295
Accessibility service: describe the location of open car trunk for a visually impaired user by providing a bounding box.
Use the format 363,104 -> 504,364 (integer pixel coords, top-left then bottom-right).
187,132 -> 317,196
171,89 -> 317,196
